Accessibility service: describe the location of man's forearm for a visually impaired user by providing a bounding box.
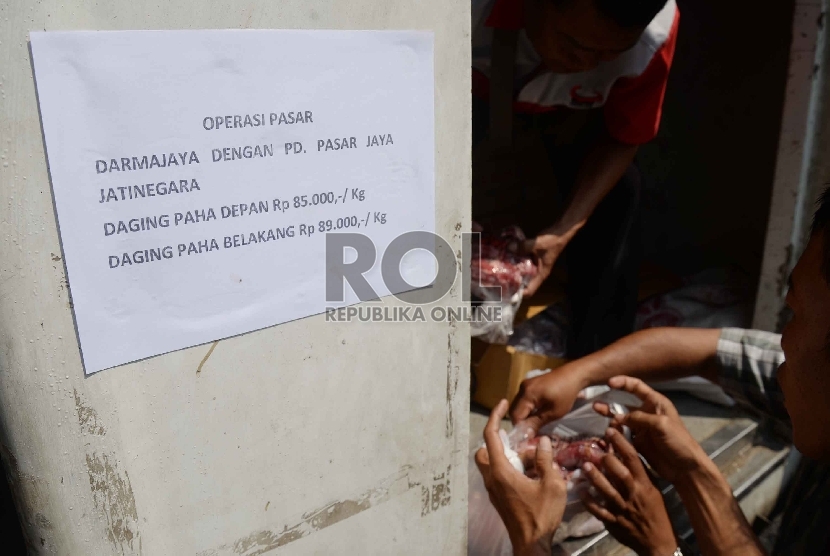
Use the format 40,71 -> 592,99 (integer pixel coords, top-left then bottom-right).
544,137 -> 638,243
576,328 -> 723,388
521,136 -> 638,296
675,459 -> 766,556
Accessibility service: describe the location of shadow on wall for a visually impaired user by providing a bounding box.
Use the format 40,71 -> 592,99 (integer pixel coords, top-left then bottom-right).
637,0 -> 795,277
0,468 -> 26,555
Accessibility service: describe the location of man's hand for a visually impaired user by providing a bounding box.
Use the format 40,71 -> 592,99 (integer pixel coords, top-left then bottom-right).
510,364 -> 590,433
580,428 -> 678,556
597,377 -> 767,556
510,328 -> 724,436
523,232 -> 567,297
475,400 -> 568,556
594,376 -> 709,484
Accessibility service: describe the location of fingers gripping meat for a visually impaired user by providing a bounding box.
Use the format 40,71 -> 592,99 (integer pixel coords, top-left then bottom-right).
554,438 -> 608,469
518,436 -> 610,479
470,225 -> 538,299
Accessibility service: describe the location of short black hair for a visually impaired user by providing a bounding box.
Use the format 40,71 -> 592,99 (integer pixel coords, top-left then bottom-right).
552,0 -> 669,29
811,186 -> 830,283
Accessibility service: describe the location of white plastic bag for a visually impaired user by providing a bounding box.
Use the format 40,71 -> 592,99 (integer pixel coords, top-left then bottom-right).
470,290 -> 525,345
470,225 -> 538,344
468,390 -> 640,554
468,453 -> 513,556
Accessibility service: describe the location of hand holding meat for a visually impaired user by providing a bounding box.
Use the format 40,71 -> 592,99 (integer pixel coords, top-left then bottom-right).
594,376 -> 709,485
579,428 -> 679,556
475,400 -> 568,556
471,225 -> 538,300
522,232 -> 566,297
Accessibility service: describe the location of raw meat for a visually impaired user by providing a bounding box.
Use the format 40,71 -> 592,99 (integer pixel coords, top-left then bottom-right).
471,225 -> 538,300
554,438 -> 608,469
518,435 -> 610,480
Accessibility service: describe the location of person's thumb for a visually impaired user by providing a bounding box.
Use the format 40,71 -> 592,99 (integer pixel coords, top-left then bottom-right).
524,275 -> 542,297
536,436 -> 559,485
509,392 -> 537,424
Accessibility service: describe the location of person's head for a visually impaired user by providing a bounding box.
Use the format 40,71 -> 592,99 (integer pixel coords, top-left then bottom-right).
523,0 -> 667,73
780,186 -> 830,461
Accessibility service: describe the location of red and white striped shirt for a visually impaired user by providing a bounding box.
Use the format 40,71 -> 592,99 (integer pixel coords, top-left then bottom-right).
472,0 -> 679,145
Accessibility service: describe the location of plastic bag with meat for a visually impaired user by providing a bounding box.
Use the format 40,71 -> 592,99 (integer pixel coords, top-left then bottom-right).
470,224 -> 538,344
471,225 -> 537,300
508,302 -> 569,357
468,389 -> 640,554
507,431 -> 611,491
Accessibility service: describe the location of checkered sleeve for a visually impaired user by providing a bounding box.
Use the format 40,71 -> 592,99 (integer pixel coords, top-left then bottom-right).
716,328 -> 789,424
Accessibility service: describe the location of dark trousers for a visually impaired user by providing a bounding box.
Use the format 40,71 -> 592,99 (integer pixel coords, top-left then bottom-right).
472,97 -> 641,357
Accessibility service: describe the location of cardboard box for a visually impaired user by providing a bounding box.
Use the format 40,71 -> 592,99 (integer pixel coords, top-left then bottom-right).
471,340 -> 567,410
471,271 -> 569,410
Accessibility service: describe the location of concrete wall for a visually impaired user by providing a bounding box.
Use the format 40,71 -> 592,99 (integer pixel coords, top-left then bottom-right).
0,1 -> 470,554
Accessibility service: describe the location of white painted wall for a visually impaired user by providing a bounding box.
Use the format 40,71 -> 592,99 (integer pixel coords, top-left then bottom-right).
0,2 -> 471,554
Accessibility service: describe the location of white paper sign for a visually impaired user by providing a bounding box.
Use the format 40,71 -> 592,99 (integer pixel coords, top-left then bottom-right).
30,30 -> 435,374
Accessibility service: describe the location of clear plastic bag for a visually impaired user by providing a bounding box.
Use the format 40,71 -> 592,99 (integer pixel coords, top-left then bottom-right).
470,225 -> 537,344
468,390 -> 641,555
468,454 -> 513,556
470,290 -> 525,345
508,303 -> 569,357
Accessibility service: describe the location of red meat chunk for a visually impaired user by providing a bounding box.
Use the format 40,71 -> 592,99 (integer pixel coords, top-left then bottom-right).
471,225 -> 538,298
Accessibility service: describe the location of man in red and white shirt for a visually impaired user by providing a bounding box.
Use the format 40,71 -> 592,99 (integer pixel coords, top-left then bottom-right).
472,0 -> 679,356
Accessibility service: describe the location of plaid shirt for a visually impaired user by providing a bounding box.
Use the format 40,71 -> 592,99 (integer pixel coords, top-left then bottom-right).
716,328 -> 830,555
